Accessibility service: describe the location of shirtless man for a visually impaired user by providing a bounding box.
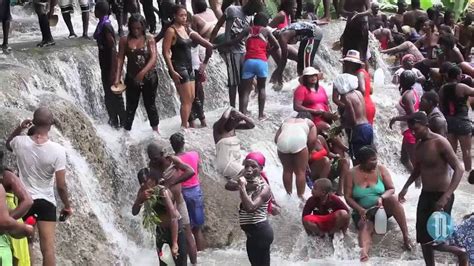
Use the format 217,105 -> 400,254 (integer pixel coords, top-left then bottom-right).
403,0 -> 427,28
399,111 -> 463,266
456,13 -> 474,61
340,88 -> 373,165
389,0 -> 407,33
213,108 -> 255,178
339,0 -> 371,61
368,2 -> 387,32
146,142 -> 198,265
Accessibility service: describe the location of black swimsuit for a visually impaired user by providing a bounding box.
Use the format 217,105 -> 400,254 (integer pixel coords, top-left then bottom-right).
170,27 -> 195,84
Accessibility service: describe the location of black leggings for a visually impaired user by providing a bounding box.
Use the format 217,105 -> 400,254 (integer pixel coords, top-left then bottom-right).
241,221 -> 274,266
189,70 -> 205,123
100,64 -> 126,128
124,71 -> 159,130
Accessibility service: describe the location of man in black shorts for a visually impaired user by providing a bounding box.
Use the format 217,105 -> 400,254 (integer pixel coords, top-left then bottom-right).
0,0 -> 11,51
399,112 -> 463,265
6,107 -> 72,265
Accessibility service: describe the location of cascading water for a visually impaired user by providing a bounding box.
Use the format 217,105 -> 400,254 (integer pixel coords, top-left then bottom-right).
1,6 -> 473,266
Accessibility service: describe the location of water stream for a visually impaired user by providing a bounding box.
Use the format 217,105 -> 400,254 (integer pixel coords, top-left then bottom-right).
1,6 -> 473,266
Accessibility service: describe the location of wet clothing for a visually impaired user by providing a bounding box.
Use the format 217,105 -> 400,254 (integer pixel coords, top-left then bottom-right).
59,0 -> 89,13
0,0 -> 11,22
95,17 -> 126,128
428,107 -> 448,136
155,219 -> 187,266
6,193 -> 30,266
352,168 -> 385,209
124,35 -> 159,130
242,26 -> 269,79
10,136 -> 66,205
277,119 -> 310,154
224,5 -> 251,54
302,194 -> 349,232
182,185 -> 205,228
441,83 -> 472,136
241,221 -> 273,266
416,191 -> 454,244
282,22 -> 323,74
23,199 -> 57,222
396,89 -> 420,144
348,123 -> 374,160
356,69 -> 376,125
245,26 -> 268,61
177,200 -> 190,225
215,136 -> 242,177
223,52 -> 245,87
34,0 -> 54,42
294,85 -> 329,124
0,235 -> 12,266
342,16 -> 369,61
170,27 -> 195,84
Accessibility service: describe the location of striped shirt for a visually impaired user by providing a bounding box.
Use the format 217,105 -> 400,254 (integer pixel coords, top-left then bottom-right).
238,180 -> 269,225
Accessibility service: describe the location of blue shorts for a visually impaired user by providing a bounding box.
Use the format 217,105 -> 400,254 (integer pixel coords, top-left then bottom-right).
182,185 -> 205,228
349,123 -> 374,160
242,58 -> 268,79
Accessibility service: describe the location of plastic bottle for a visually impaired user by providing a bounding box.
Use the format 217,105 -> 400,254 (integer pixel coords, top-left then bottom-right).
374,207 -> 387,234
159,243 -> 175,266
374,207 -> 387,235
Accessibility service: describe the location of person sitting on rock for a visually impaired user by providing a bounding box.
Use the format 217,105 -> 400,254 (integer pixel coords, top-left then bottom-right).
213,108 -> 255,179
302,178 -> 350,237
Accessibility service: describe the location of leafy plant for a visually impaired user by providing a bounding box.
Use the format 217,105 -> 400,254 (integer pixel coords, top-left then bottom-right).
142,186 -> 165,232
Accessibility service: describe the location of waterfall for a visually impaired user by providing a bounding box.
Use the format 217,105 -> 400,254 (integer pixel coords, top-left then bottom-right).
1,7 -> 473,265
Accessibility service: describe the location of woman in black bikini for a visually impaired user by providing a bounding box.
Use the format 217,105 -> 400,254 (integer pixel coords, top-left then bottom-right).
115,14 -> 160,133
163,5 -> 214,128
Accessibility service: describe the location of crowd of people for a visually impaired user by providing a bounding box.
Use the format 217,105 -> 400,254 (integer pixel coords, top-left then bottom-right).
1,0 -> 474,265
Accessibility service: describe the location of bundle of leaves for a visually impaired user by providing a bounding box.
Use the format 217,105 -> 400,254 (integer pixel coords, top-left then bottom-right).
142,185 -> 166,231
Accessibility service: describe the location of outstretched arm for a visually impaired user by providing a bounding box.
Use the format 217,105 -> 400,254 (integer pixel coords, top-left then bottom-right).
2,170 -> 33,220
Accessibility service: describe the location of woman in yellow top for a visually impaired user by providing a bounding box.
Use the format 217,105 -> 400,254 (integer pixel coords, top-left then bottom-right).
1,150 -> 33,266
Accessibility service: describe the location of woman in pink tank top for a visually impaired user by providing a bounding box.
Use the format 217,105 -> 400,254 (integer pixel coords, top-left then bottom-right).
170,133 -> 206,251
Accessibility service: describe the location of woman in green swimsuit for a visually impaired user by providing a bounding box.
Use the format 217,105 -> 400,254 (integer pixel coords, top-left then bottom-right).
344,146 -> 412,262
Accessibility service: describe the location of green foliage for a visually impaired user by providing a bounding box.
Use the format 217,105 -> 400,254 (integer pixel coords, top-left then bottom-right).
378,0 -> 470,21
142,186 -> 165,232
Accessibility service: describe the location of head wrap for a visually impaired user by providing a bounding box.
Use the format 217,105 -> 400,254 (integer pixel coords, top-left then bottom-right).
245,152 -> 266,167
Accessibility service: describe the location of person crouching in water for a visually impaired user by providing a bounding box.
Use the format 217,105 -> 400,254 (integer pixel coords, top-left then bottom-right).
132,168 -> 187,265
225,153 -> 273,266
302,178 -> 350,237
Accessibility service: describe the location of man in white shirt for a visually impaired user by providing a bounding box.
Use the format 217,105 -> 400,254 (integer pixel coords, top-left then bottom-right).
6,107 -> 72,266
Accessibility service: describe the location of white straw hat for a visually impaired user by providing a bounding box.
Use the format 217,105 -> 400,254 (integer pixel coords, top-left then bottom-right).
302,67 -> 320,76
340,50 -> 364,65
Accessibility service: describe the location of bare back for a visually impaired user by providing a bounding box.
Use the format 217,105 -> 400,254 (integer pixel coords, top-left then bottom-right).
343,90 -> 368,127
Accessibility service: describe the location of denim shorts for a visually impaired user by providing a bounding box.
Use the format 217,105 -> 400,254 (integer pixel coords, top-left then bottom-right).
242,58 -> 268,79
182,185 -> 205,228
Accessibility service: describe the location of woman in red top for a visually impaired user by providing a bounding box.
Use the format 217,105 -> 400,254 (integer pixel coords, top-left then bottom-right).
293,67 -> 337,132
341,50 -> 376,125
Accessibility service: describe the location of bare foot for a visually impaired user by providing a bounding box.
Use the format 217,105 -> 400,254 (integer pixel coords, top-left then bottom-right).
68,33 -> 77,39
200,119 -> 208,128
258,114 -> 268,121
360,251 -> 369,262
152,127 -> 160,134
81,34 -> 91,40
189,121 -> 196,128
403,237 -> 414,251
